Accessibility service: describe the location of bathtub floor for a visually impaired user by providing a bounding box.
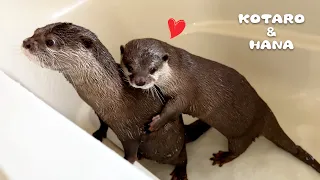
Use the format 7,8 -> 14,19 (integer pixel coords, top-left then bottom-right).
93,81 -> 320,180
136,83 -> 320,180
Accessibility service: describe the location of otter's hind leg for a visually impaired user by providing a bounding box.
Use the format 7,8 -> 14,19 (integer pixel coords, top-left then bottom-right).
184,119 -> 211,143
92,115 -> 109,141
210,135 -> 253,167
170,145 -> 188,180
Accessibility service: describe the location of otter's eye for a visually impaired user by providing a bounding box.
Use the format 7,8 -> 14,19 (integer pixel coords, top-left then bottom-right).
45,39 -> 55,47
149,67 -> 157,74
126,64 -> 133,72
162,54 -> 169,61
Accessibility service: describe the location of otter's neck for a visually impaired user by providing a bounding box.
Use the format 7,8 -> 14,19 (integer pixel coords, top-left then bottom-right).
156,47 -> 190,95
61,46 -> 123,113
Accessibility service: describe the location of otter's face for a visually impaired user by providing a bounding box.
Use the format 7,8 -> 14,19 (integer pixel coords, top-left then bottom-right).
120,45 -> 169,89
22,22 -> 96,71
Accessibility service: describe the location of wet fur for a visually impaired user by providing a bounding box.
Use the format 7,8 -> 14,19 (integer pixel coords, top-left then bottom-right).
22,23 -> 210,179
121,38 -> 320,174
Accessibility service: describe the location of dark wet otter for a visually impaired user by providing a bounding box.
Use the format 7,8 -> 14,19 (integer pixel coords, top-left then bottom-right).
120,38 -> 320,173
21,23 -> 211,180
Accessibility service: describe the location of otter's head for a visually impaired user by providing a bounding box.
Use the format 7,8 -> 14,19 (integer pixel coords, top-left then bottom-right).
22,22 -> 97,72
120,38 -> 170,89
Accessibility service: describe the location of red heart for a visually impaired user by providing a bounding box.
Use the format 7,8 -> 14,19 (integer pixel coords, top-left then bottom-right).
168,18 -> 186,39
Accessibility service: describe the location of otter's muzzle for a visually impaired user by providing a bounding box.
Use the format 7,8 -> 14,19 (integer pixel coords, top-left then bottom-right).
131,75 -> 147,86
22,38 -> 36,50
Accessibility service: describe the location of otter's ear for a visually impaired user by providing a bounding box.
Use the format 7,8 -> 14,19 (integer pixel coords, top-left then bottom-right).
80,36 -> 93,49
162,54 -> 169,61
120,45 -> 125,55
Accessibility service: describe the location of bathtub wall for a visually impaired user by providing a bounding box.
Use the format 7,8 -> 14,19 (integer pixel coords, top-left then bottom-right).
1,0 -> 320,135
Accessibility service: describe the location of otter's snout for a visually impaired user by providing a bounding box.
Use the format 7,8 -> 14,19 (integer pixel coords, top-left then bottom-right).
131,76 -> 147,86
22,38 -> 36,50
128,74 -> 155,89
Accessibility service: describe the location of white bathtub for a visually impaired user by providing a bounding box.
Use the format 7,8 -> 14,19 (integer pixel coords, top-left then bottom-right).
1,0 -> 320,179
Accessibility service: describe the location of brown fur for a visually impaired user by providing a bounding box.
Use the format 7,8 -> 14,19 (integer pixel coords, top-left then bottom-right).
120,38 -> 320,174
21,23 -> 210,180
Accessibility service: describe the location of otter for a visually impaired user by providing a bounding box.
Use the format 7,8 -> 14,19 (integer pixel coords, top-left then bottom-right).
21,23 -> 211,180
119,38 -> 320,173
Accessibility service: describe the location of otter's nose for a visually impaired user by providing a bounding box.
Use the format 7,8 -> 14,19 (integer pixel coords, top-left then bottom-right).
134,77 -> 146,86
22,38 -> 34,49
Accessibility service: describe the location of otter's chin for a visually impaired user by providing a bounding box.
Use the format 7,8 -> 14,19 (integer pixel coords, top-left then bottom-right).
129,82 -> 155,90
22,49 -> 43,67
22,49 -> 61,71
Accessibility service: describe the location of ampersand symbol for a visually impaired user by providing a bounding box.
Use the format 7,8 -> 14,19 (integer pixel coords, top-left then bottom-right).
266,27 -> 276,37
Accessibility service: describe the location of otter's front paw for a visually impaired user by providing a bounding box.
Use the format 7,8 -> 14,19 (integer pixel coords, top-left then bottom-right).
137,152 -> 144,160
148,114 -> 161,132
143,122 -> 152,134
170,165 -> 188,180
92,129 -> 107,141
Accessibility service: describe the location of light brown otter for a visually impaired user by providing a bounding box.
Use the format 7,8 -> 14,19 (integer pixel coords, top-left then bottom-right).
120,38 -> 320,173
21,23 -> 211,180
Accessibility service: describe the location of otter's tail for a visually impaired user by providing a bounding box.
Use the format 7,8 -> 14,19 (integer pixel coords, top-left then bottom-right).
262,110 -> 320,173
184,119 -> 211,143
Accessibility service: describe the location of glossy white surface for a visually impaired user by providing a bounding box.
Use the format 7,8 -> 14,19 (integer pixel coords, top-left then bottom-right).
1,0 -> 320,179
0,71 -> 156,180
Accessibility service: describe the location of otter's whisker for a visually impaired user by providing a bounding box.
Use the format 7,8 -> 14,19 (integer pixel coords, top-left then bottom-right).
146,88 -> 151,98
154,86 -> 165,104
151,87 -> 156,99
